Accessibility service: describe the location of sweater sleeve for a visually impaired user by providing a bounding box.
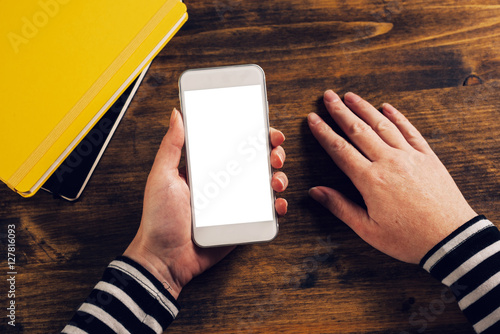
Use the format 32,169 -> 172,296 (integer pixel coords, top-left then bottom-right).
61,256 -> 180,334
420,215 -> 500,334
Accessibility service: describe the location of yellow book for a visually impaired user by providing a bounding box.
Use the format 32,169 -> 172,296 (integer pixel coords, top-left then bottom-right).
0,0 -> 188,197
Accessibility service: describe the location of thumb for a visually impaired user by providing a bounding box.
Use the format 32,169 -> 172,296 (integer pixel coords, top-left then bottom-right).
152,108 -> 185,173
309,186 -> 371,234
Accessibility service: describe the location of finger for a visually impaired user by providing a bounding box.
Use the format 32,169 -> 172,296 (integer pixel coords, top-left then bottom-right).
270,128 -> 285,148
309,186 -> 373,238
271,171 -> 288,192
275,198 -> 288,216
178,166 -> 188,183
382,103 -> 434,155
323,90 -> 389,160
151,108 -> 185,174
343,92 -> 412,151
307,112 -> 370,181
271,146 -> 286,169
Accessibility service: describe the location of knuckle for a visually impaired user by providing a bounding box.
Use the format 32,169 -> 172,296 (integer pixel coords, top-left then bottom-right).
406,127 -> 422,139
408,135 -> 424,146
393,113 -> 409,127
406,129 -> 428,147
327,102 -> 344,113
316,122 -> 331,136
328,136 -> 350,153
347,121 -> 370,137
408,151 -> 427,166
331,199 -> 348,218
373,119 -> 393,133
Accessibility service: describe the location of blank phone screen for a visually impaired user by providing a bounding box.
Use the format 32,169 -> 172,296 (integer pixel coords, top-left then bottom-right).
183,85 -> 274,227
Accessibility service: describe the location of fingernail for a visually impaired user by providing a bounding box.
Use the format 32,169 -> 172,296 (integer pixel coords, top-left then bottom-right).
382,103 -> 396,115
272,152 -> 284,168
273,151 -> 284,167
344,92 -> 361,104
307,112 -> 322,125
280,199 -> 288,215
272,177 -> 285,190
324,90 -> 340,103
309,187 -> 326,203
278,152 -> 285,167
170,108 -> 178,126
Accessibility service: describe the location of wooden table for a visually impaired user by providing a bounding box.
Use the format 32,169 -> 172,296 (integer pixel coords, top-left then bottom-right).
1,1 -> 499,333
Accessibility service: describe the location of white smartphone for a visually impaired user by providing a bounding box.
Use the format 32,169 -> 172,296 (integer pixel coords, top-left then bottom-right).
179,64 -> 278,247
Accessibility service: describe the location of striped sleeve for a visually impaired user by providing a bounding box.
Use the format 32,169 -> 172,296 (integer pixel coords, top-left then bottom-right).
61,256 -> 180,334
420,215 -> 500,334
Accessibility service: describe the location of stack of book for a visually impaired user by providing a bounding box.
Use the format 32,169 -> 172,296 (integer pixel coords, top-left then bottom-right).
0,0 -> 188,198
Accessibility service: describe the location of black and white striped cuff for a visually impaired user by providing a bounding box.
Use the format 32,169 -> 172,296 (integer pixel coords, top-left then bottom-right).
420,215 -> 500,334
62,256 -> 180,334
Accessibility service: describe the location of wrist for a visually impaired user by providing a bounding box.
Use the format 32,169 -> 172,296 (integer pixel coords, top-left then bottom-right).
123,237 -> 183,299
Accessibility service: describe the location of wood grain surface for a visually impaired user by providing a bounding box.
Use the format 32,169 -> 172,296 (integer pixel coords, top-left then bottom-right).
1,0 -> 499,333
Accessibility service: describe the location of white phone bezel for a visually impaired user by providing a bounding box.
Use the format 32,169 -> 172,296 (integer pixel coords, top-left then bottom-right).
179,64 -> 278,247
